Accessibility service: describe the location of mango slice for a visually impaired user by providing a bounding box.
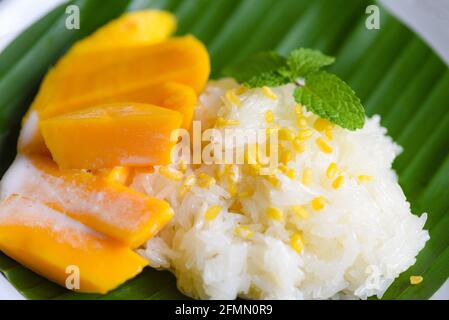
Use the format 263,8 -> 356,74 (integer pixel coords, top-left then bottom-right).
19,35 -> 208,155
32,35 -> 209,113
30,11 -> 179,114
40,103 -> 182,169
1,155 -> 174,248
19,81 -> 197,155
152,82 -> 197,129
69,10 -> 176,55
0,195 -> 148,294
41,82 -> 197,127
52,10 -> 176,77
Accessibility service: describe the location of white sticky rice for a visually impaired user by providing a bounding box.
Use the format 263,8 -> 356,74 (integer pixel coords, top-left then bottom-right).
132,79 -> 429,300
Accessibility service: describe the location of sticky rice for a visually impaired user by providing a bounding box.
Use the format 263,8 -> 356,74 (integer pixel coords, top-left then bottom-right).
132,79 -> 429,300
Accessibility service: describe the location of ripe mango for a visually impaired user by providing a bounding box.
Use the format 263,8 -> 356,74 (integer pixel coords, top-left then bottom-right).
33,35 -> 209,114
1,155 -> 174,248
0,195 -> 148,294
40,103 -> 183,169
40,82 -> 197,128
19,82 -> 197,155
19,35 -> 209,155
69,10 -> 176,55
30,10 -> 179,117
48,10 -> 177,78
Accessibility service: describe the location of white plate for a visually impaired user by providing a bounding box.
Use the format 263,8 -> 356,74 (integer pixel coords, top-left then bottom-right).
0,0 -> 448,300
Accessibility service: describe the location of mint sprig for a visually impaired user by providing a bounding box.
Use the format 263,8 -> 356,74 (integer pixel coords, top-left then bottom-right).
294,72 -> 365,130
223,51 -> 288,88
222,48 -> 365,130
286,48 -> 335,78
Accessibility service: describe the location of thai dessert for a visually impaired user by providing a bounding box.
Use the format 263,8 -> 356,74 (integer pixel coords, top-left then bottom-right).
0,10 -> 429,299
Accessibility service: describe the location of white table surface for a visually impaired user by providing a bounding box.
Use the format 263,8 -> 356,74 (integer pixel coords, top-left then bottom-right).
0,0 -> 447,300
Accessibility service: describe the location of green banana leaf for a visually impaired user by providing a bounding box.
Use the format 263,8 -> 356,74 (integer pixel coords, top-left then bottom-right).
0,0 -> 448,300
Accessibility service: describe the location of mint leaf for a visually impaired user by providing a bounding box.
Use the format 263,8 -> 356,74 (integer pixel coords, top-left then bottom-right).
223,48 -> 335,88
287,48 -> 335,78
244,71 -> 289,88
294,71 -> 365,130
223,47 -> 366,130
222,51 -> 289,88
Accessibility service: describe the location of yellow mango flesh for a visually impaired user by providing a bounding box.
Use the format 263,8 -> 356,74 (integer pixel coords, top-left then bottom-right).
51,10 -> 176,77
0,195 -> 148,294
19,81 -> 197,155
41,82 -> 197,128
98,166 -> 133,185
153,82 -> 197,129
19,35 -> 208,155
0,155 -> 174,248
69,10 -> 176,55
32,35 -> 209,113
30,10 -> 178,115
40,103 -> 183,169
17,12 -> 205,155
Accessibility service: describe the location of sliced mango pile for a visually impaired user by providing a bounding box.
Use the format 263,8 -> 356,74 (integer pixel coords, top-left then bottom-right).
1,155 -> 174,248
19,14 -> 209,155
0,195 -> 148,294
68,10 -> 176,54
41,103 -> 183,169
0,10 -> 210,294
32,36 -> 208,117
